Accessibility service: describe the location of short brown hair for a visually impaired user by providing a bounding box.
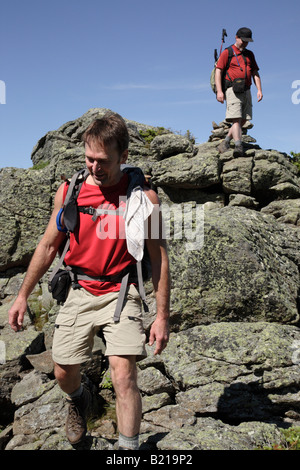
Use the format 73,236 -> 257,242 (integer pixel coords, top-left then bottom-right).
82,112 -> 129,155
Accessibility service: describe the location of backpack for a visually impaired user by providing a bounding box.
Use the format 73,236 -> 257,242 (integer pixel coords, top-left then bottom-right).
48,165 -> 152,321
210,46 -> 234,94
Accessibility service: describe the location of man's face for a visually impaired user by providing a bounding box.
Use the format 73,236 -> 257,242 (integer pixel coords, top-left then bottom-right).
85,139 -> 128,187
235,36 -> 249,51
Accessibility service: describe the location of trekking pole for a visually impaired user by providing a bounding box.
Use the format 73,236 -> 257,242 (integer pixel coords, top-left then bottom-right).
219,28 -> 227,57
214,48 -> 218,62
214,28 -> 227,62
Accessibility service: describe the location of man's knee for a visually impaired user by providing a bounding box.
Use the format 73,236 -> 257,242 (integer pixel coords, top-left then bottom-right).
109,356 -> 137,395
232,118 -> 242,125
54,362 -> 80,383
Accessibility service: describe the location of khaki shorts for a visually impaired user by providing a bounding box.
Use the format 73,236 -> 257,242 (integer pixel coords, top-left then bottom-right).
225,87 -> 252,122
52,284 -> 147,365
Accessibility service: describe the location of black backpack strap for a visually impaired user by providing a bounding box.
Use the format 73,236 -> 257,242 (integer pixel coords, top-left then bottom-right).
63,168 -> 89,232
61,168 -> 88,208
224,46 -> 234,84
113,271 -> 131,322
48,235 -> 70,289
121,165 -> 146,195
49,168 -> 88,292
112,260 -> 148,322
241,51 -> 248,81
136,260 -> 148,312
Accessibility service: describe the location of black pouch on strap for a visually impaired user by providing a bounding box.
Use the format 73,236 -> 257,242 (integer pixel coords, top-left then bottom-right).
232,78 -> 246,93
48,269 -> 71,304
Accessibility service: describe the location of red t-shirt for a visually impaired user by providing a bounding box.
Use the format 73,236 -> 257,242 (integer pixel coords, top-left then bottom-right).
216,44 -> 259,88
63,173 -> 136,296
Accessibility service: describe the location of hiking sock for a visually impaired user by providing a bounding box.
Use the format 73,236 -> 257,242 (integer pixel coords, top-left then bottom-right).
235,140 -> 242,147
225,135 -> 231,143
68,384 -> 83,400
118,432 -> 139,450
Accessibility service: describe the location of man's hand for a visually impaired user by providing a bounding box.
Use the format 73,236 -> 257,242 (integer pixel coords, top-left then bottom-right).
252,72 -> 263,102
8,296 -> 27,332
215,68 -> 224,103
148,317 -> 170,355
217,90 -> 225,103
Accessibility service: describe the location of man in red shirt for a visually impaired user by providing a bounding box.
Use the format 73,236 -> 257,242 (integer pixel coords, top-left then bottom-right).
8,113 -> 170,450
215,27 -> 263,157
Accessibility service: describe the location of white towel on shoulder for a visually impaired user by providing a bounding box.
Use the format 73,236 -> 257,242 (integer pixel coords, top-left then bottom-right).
124,187 -> 154,262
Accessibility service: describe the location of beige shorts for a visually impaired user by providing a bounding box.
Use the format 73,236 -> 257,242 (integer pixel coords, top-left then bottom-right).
225,87 -> 252,122
52,284 -> 146,365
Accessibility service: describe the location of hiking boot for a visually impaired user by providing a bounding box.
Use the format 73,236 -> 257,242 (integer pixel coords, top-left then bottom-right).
65,385 -> 92,445
233,142 -> 244,158
218,139 -> 230,154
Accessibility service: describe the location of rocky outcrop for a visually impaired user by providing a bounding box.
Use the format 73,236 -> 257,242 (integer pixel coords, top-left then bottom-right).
1,109 -> 300,450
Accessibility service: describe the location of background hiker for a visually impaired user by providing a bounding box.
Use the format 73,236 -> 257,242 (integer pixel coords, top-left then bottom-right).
215,27 -> 263,157
8,112 -> 170,450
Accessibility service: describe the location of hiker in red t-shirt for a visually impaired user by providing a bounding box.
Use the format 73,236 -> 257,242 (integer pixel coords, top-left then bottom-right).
9,112 -> 170,450
215,27 -> 263,157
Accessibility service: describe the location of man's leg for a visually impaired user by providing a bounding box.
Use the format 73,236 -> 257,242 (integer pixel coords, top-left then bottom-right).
228,119 -> 242,142
218,119 -> 243,154
54,363 -> 81,394
54,362 -> 92,445
219,87 -> 246,156
228,118 -> 246,157
109,355 -> 141,450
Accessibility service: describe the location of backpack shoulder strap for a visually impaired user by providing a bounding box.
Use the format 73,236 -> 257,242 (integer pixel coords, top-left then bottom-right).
232,47 -> 248,79
64,168 -> 89,207
120,164 -> 147,196
49,168 -> 88,289
62,168 -> 89,233
227,46 -> 234,56
225,46 -> 239,83
226,46 -> 234,64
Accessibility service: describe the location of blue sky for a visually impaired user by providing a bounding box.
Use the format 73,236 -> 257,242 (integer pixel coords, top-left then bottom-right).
0,0 -> 299,169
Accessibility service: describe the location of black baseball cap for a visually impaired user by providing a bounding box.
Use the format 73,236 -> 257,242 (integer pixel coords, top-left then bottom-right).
236,27 -> 253,42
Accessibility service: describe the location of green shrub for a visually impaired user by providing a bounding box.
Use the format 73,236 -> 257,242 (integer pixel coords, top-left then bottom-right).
289,151 -> 300,174
262,427 -> 300,450
139,127 -> 166,144
29,161 -> 50,171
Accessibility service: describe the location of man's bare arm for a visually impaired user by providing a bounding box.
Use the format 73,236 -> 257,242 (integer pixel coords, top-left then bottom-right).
9,184 -> 66,331
252,70 -> 263,102
144,188 -> 170,354
215,68 -> 225,103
